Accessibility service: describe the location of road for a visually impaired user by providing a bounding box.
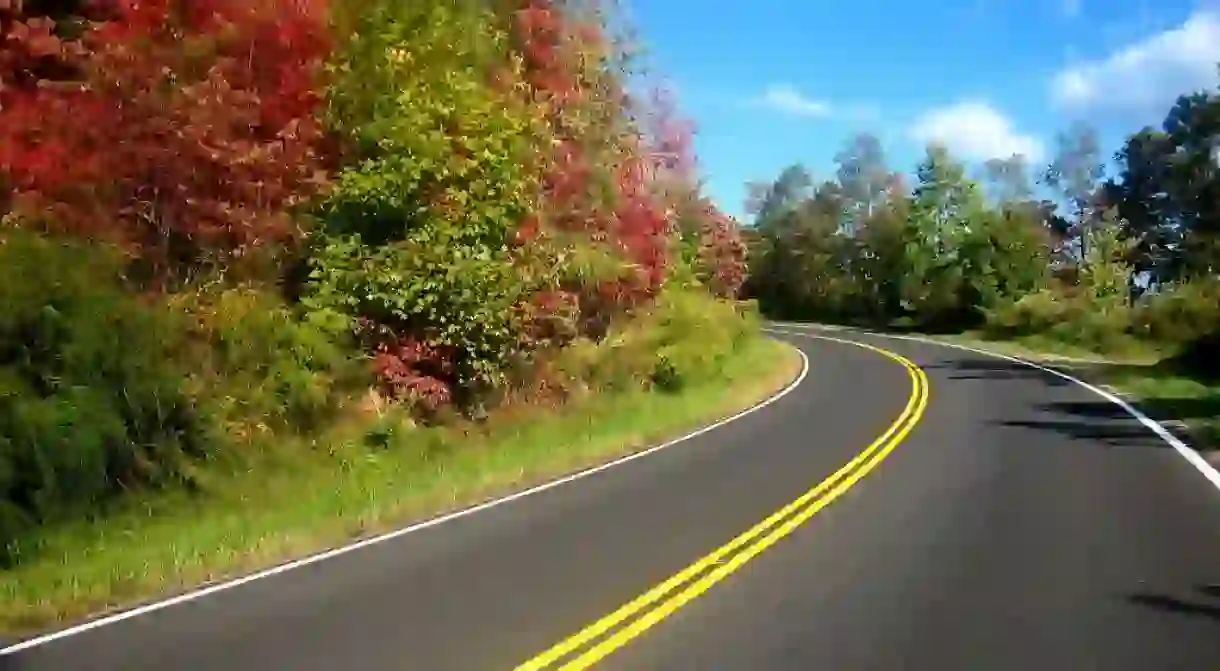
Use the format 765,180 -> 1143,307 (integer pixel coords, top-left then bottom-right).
6,326 -> 1220,670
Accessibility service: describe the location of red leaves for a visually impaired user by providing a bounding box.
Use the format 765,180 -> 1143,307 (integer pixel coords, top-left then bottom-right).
0,3 -> 85,89
513,0 -> 575,104
0,0 -> 332,283
695,202 -> 748,298
643,87 -> 697,179
517,289 -> 579,348
511,1 -> 676,317
371,336 -> 456,415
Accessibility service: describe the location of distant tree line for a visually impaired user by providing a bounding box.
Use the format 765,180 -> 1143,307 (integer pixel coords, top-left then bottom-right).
743,70 -> 1220,367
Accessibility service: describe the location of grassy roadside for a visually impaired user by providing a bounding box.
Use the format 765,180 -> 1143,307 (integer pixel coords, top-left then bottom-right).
930,331 -> 1162,366
0,336 -> 802,636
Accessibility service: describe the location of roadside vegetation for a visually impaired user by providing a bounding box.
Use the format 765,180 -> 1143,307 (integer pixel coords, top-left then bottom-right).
744,72 -> 1220,449
0,0 -> 791,631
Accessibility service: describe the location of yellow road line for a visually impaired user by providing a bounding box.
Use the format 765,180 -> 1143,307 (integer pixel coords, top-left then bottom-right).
515,335 -> 929,671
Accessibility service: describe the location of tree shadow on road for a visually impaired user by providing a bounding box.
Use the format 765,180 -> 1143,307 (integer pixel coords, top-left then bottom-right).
1126,585 -> 1220,622
922,358 -> 1074,387
925,357 -> 1220,452
996,417 -> 1164,448
1005,395 -> 1220,452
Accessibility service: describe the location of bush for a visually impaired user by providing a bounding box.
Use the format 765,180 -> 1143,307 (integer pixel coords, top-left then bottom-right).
983,289 -> 1134,353
306,237 -> 531,411
0,232 -> 208,564
307,0 -> 547,414
1048,306 -> 1134,354
553,288 -> 756,394
644,289 -> 756,390
167,286 -> 364,434
983,290 -> 1072,338
1130,280 -> 1220,346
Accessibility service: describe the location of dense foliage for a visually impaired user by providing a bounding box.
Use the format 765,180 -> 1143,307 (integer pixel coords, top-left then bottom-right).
745,73 -> 1220,366
0,0 -> 749,563
0,0 -> 333,285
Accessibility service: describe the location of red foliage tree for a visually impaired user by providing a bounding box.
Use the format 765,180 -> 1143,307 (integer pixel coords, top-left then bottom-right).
512,0 -> 672,324
637,86 -> 746,298
0,0 -> 332,283
693,200 -> 748,298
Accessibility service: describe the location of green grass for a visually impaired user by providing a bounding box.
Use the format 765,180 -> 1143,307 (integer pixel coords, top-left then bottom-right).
932,331 -> 1163,365
0,336 -> 802,635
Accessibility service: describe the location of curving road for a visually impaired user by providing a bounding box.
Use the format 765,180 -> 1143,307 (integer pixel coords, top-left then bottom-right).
6,326 -> 1220,670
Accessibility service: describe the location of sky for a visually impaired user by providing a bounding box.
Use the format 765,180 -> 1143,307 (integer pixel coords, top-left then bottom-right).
622,0 -> 1220,220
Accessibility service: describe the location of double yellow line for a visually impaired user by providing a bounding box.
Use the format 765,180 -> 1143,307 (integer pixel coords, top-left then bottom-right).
515,333 -> 930,671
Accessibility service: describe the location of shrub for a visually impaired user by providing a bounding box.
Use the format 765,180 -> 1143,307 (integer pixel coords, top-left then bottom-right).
983,290 -> 1072,338
167,286 -> 363,434
553,288 -> 756,394
306,237 -> 532,413
0,232 -> 208,564
984,288 -> 1136,353
1130,279 -> 1220,346
307,1 -> 549,415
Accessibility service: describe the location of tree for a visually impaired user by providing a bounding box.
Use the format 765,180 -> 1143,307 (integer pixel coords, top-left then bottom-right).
900,144 -> 985,323
769,190 -> 853,316
957,204 -> 1052,317
1160,89 -> 1220,274
853,190 -> 909,321
833,132 -> 891,234
1041,121 -> 1106,263
1104,82 -> 1220,281
1103,127 -> 1178,281
982,153 -> 1033,205
745,163 -> 813,229
1078,209 -> 1136,306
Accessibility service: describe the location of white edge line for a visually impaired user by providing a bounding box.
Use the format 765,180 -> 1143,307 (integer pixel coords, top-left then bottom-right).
0,340 -> 811,656
765,324 -> 1220,493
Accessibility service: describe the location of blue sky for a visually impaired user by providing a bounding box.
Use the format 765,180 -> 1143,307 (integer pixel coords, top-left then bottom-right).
623,0 -> 1220,219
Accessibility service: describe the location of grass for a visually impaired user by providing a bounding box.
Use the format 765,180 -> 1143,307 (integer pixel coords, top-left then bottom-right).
0,336 -> 802,636
930,331 -> 1162,365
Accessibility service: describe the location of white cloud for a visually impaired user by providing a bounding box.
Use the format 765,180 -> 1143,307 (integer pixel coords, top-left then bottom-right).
755,84 -> 832,118
908,101 -> 1045,162
1050,10 -> 1220,114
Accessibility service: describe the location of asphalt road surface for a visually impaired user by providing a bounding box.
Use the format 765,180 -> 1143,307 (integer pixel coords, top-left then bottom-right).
6,326 -> 1220,670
